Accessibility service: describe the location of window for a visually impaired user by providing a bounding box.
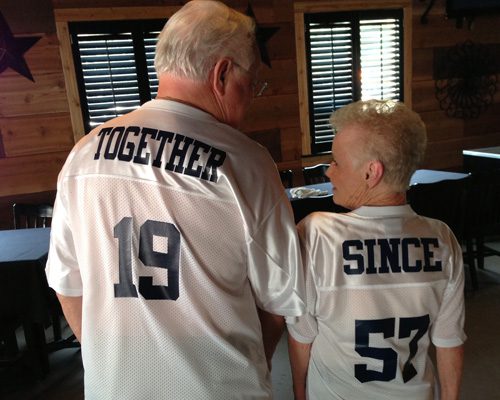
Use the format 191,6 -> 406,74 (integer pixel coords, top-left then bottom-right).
70,19 -> 165,133
294,1 -> 412,156
306,10 -> 403,153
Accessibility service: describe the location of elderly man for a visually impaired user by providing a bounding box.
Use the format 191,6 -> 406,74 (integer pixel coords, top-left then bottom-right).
46,1 -> 305,398
287,100 -> 466,400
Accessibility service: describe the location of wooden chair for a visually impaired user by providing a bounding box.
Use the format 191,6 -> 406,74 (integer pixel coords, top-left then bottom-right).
13,203 -> 53,229
12,203 -> 64,340
279,169 -> 294,188
302,164 -> 329,185
0,307 -> 23,369
407,177 -> 477,289
2,204 -> 54,371
12,203 -> 80,351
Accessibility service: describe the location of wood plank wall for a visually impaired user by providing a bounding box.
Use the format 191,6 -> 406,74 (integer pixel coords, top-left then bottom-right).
412,1 -> 500,169
0,0 -> 499,229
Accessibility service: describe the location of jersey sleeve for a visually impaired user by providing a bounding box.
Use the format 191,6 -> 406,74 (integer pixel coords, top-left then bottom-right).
45,172 -> 83,297
246,192 -> 306,317
287,217 -> 319,343
431,229 -> 467,348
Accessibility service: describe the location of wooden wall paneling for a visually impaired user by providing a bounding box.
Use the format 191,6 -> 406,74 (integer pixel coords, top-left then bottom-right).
295,0 -> 411,14
413,79 -> 500,113
52,0 -> 185,8
265,23 -> 296,61
279,126 -> 302,162
0,71 -> 69,117
50,0 -> 292,15
301,154 -> 333,168
240,0 -> 293,23
403,3 -> 413,107
412,0 -> 500,172
423,131 -> 500,170
412,79 -> 443,112
270,0 -> 294,23
0,33 -> 62,82
22,34 -> 63,75
260,59 -> 298,96
412,47 -> 434,82
0,113 -> 74,157
0,152 -> 68,197
412,0 -> 445,17
463,102 -> 500,136
241,94 -> 299,132
423,146 -> 465,170
247,128 -> 283,161
54,6 -> 180,21
55,21 -> 84,142
419,110 -> 465,142
293,7 -> 311,157
413,14 -> 500,49
0,32 -> 69,118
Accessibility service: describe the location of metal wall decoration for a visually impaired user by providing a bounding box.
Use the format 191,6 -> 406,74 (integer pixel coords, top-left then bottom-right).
435,41 -> 498,119
246,4 -> 279,68
0,11 -> 41,82
420,0 -> 436,24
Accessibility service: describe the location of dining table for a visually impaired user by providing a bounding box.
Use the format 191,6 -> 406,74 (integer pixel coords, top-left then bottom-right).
462,146 -> 500,172
0,227 -> 52,377
286,169 -> 470,222
287,168 -> 470,200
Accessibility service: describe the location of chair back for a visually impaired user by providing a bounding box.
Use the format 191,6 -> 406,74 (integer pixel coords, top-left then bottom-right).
407,177 -> 469,241
13,203 -> 54,229
464,169 -> 500,237
302,164 -> 329,185
279,169 -> 294,188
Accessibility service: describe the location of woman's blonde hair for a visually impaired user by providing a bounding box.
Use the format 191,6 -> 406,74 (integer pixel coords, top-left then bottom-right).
330,100 -> 427,192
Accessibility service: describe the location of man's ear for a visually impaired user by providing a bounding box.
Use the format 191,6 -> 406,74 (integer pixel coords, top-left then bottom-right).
212,58 -> 231,97
365,159 -> 384,188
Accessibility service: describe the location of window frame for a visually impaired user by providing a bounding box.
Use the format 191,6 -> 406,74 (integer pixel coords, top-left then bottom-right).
69,19 -> 166,134
55,7 -> 180,142
294,0 -> 413,158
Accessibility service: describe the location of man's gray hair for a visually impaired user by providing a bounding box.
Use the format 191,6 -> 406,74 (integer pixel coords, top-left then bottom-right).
155,0 -> 256,81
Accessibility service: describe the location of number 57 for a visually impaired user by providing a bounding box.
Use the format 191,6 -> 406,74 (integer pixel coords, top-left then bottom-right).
355,315 -> 430,383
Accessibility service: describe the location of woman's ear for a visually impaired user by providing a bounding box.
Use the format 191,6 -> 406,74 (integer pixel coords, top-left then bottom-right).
212,58 -> 231,97
365,160 -> 384,188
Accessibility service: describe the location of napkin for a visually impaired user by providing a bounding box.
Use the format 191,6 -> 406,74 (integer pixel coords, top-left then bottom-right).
289,187 -> 329,199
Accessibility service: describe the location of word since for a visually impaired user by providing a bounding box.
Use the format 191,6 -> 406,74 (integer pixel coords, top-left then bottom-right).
342,237 -> 442,275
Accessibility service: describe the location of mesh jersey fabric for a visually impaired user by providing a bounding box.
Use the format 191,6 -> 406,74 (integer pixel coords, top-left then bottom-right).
287,205 -> 466,400
46,99 -> 306,399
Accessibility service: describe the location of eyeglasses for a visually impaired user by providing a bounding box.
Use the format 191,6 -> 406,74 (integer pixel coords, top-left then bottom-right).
232,61 -> 268,97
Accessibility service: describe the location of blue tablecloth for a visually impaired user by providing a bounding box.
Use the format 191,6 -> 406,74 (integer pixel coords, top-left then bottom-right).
0,228 -> 52,376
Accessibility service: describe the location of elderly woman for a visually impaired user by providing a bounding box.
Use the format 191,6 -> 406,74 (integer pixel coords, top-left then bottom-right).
288,99 -> 466,400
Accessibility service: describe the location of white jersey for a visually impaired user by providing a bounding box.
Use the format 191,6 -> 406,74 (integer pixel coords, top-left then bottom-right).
46,99 -> 305,399
287,205 -> 466,400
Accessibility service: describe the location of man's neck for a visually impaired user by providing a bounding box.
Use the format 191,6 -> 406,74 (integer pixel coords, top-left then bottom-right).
156,74 -> 223,122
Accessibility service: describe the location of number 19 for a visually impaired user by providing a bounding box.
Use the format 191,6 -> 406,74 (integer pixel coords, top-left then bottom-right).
113,217 -> 180,300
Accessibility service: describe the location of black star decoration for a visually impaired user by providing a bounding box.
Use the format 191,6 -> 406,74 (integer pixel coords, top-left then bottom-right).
0,11 -> 41,82
246,4 -> 279,68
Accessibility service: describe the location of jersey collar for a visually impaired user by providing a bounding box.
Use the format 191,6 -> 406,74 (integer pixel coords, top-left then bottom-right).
352,204 -> 416,218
